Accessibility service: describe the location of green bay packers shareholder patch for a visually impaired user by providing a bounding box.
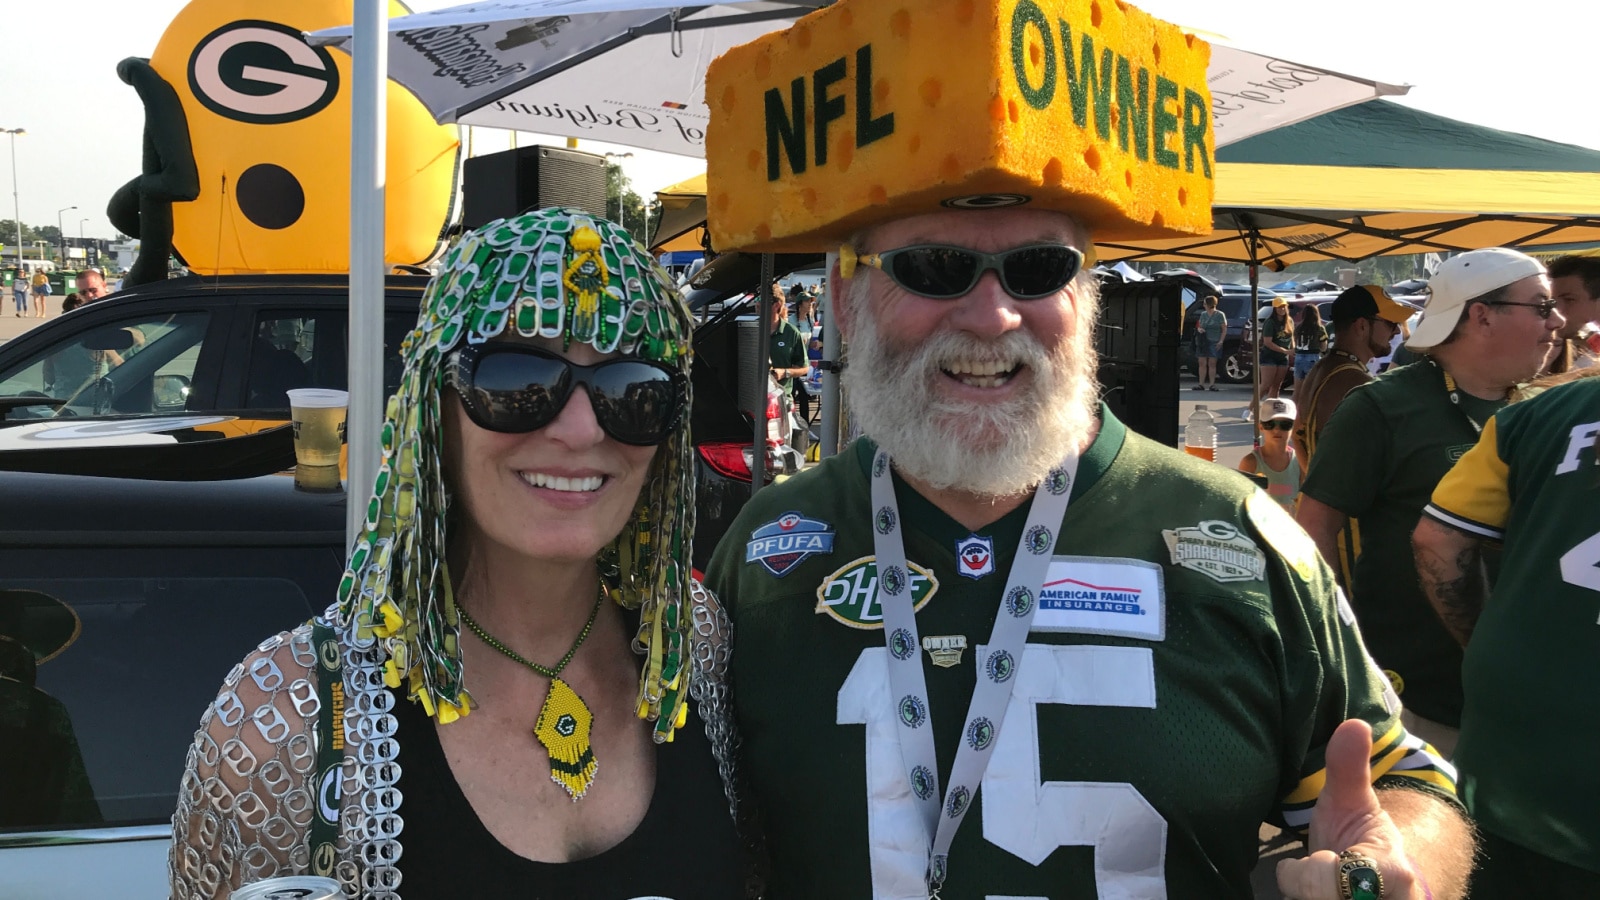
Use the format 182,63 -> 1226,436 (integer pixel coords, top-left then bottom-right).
1246,490 -> 1321,582
1162,519 -> 1266,584
815,556 -> 939,629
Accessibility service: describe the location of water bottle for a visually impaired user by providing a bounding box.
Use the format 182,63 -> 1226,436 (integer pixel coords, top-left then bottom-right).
1185,405 -> 1217,462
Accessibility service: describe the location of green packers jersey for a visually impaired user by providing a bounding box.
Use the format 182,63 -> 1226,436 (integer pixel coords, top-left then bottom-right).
1424,376 -> 1600,873
1299,359 -> 1506,726
707,409 -> 1456,899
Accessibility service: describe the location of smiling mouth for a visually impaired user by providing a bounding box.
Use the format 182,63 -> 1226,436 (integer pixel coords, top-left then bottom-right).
941,359 -> 1024,389
519,472 -> 605,493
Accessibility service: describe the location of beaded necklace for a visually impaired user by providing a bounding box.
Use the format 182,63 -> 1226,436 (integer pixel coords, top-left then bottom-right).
458,585 -> 605,801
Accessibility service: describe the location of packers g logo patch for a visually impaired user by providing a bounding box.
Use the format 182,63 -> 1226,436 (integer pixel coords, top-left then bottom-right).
815,557 -> 939,629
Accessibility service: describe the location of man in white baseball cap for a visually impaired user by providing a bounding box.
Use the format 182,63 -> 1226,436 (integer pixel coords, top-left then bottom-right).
1297,247 -> 1563,757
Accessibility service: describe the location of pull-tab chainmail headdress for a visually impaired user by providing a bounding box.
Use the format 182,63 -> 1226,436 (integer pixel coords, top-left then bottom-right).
337,208 -> 698,743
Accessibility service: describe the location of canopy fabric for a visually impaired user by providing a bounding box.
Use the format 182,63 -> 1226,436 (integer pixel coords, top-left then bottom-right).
1095,100 -> 1600,265
310,2 -> 1406,159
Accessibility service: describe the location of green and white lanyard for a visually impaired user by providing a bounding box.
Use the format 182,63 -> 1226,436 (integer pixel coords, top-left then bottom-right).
869,448 -> 1079,897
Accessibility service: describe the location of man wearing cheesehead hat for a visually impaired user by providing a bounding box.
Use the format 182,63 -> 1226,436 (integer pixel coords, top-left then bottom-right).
702,1 -> 1472,898
1298,248 -> 1562,761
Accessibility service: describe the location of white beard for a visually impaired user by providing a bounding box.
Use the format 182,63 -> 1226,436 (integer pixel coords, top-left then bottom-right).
841,278 -> 1101,497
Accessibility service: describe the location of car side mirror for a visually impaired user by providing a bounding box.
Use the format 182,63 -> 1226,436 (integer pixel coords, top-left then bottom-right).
153,374 -> 191,411
82,328 -> 137,352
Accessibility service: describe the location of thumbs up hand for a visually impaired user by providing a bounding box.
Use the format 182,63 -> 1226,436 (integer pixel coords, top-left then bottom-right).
1276,719 -> 1427,899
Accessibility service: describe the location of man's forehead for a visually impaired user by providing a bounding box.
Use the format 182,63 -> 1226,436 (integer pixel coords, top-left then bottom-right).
1551,273 -> 1596,299
862,209 -> 1087,251
1505,273 -> 1551,300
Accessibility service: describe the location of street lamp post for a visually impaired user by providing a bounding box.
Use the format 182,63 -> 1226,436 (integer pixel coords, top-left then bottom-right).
57,205 -> 76,266
4,128 -> 23,273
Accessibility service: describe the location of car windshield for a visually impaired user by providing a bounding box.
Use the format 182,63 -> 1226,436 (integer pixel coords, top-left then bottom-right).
0,312 -> 209,419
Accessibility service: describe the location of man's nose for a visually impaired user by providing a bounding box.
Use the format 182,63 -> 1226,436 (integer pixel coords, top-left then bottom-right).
946,271 -> 1022,339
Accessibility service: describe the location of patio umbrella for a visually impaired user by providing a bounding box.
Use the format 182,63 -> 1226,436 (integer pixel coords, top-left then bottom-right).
311,1 -> 827,157
306,1 -> 1416,487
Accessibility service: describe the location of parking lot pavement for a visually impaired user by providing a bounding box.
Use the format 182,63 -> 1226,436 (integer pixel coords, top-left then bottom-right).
0,313 -> 49,345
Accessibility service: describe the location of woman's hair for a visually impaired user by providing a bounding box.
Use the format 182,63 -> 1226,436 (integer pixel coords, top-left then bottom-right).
61,293 -> 82,313
1298,304 -> 1322,326
1203,294 -> 1218,307
342,209 -> 698,737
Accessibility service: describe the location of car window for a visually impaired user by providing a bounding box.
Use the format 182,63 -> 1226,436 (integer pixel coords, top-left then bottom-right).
0,312 -> 210,418
245,310 -> 415,409
0,553 -> 328,831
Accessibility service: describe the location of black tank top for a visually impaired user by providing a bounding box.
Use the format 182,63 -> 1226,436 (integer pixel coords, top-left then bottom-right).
391,684 -> 745,899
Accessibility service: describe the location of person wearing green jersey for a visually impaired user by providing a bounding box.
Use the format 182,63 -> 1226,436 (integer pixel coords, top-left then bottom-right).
1413,372 -> 1600,897
702,10 -> 1472,897
1298,248 -> 1565,758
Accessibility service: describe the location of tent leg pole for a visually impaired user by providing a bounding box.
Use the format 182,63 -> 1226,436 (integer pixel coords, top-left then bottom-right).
819,251 -> 840,460
347,0 -> 387,551
752,253 -> 772,493
1248,234 -> 1262,445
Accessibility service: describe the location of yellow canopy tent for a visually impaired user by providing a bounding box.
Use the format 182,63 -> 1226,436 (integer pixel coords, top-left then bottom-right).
1095,100 -> 1600,266
651,173 -> 709,254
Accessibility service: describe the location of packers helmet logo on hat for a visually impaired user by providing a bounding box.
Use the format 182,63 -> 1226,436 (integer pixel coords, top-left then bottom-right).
942,193 -> 1032,209
188,20 -> 340,125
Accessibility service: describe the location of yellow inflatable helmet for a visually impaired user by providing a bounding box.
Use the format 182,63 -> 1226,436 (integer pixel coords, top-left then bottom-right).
114,0 -> 457,279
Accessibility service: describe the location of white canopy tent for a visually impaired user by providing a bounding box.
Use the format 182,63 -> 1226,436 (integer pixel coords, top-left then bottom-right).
310,1 -> 1410,537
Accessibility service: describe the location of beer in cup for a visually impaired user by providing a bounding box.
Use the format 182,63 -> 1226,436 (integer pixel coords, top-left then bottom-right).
287,388 -> 348,468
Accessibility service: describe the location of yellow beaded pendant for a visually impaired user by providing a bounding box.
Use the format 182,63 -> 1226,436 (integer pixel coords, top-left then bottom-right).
535,677 -> 598,801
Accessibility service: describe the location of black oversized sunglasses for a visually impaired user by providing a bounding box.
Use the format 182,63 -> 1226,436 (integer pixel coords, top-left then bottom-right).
851,243 -> 1086,300
449,344 -> 686,446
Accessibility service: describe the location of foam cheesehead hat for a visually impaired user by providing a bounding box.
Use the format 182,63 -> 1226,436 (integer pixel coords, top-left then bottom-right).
337,209 -> 699,742
1331,284 -> 1413,325
1407,248 -> 1546,350
704,0 -> 1216,254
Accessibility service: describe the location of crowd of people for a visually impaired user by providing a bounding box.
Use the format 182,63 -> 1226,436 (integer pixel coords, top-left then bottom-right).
1201,248 -> 1598,894
161,4 -> 1598,899
8,265 -> 115,318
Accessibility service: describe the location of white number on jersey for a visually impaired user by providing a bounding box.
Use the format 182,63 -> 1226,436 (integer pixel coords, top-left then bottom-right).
838,645 -> 1168,900
1559,530 -> 1600,623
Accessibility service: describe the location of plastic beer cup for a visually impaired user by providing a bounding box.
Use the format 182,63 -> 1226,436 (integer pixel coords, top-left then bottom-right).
287,389 -> 348,468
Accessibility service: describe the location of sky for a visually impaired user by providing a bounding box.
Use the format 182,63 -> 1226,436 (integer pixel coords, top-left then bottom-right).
4,0 -> 1595,241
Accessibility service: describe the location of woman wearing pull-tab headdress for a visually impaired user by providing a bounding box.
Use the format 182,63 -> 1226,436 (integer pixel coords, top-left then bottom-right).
170,210 -> 752,899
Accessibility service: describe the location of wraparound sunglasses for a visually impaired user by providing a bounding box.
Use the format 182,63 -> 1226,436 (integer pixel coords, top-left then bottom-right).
449,344 -> 686,446
846,243 -> 1086,300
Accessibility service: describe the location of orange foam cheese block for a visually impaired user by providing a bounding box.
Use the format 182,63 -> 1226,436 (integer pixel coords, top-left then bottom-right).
706,0 -> 1215,254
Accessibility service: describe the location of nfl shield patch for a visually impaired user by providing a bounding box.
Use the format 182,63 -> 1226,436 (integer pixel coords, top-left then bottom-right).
955,534 -> 995,579
745,512 -> 835,576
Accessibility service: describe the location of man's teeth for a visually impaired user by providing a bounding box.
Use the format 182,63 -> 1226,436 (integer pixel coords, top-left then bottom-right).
943,360 -> 1018,388
521,472 -> 604,492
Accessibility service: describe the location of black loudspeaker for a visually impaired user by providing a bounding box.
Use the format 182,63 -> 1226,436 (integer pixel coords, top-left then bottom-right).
461,145 -> 609,229
1096,281 -> 1181,447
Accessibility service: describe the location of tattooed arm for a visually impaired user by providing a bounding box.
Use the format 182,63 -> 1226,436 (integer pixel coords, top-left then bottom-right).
1412,517 -> 1488,646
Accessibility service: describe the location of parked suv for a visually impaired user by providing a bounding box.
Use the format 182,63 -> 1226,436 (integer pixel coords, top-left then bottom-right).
0,270 -> 793,573
0,274 -> 425,422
